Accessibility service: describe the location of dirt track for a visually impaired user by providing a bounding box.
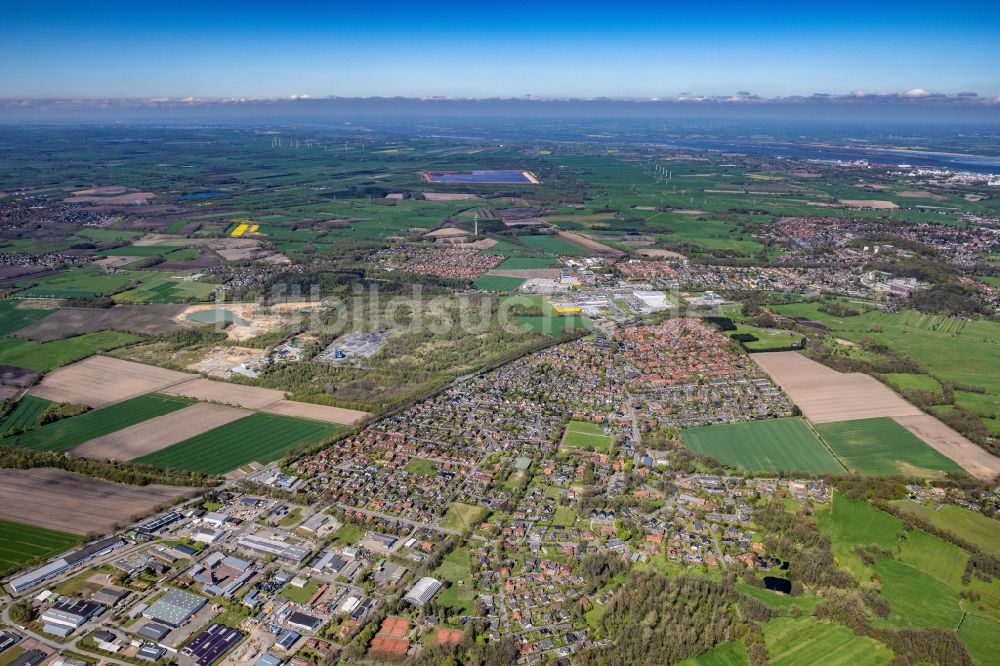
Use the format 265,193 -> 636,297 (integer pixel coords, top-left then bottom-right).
30,356 -> 192,407
0,469 -> 197,536
71,403 -> 252,460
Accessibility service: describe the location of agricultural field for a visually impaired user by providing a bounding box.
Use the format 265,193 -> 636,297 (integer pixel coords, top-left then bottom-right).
493,257 -> 560,270
762,616 -> 892,666
889,500 -> 1000,556
680,417 -> 844,474
30,355 -> 193,406
0,330 -> 143,371
0,468 -> 197,536
136,412 -> 341,474
13,267 -> 137,298
0,518 -> 79,576
112,273 -> 217,303
815,417 -> 963,477
3,393 -> 193,452
958,614 -> 1000,666
0,395 -> 52,435
518,234 -> 589,256
0,300 -> 55,336
873,558 -> 963,629
472,275 -> 526,292
560,419 -> 613,452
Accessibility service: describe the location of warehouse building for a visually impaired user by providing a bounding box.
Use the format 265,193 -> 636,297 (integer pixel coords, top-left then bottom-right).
143,588 -> 207,627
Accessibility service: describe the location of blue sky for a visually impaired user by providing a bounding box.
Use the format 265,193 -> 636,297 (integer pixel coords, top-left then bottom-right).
2,1 -> 999,99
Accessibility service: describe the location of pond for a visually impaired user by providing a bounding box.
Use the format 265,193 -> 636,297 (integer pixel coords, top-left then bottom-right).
424,170 -> 535,184
178,191 -> 225,200
186,308 -> 248,326
763,576 -> 792,594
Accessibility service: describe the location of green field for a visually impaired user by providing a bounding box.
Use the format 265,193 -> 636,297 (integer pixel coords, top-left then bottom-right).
763,616 -> 892,666
472,275 -> 526,291
816,492 -> 902,578
678,640 -> 749,666
15,267 -> 137,298
0,331 -> 143,371
0,396 -> 53,435
281,578 -> 322,603
880,373 -> 944,397
517,314 -> 593,336
959,614 -> 1000,666
815,417 -> 963,477
0,300 -> 55,336
0,518 -> 79,576
560,419 -> 613,451
519,234 -> 589,256
494,257 -> 560,270
433,547 -> 475,616
441,502 -> 486,532
136,412 -> 341,474
405,457 -> 437,476
681,418 -> 844,474
874,558 -> 963,629
3,394 -> 193,452
330,524 -> 364,546
112,273 -> 217,303
889,500 -> 1000,557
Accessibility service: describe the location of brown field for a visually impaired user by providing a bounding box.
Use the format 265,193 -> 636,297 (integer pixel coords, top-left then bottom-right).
838,199 -> 899,209
750,352 -> 921,423
751,351 -> 1000,480
17,305 -> 187,342
262,399 -> 369,425
94,256 -> 141,269
893,414 -> 1000,481
0,386 -> 19,401
29,356 -> 192,407
556,231 -> 625,256
161,377 -> 287,409
71,403 -> 251,460
0,468 -> 197,536
0,364 -> 41,387
65,192 -> 155,205
899,190 -> 944,200
637,248 -> 688,259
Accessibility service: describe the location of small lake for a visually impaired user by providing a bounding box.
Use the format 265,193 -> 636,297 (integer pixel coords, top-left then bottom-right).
179,191 -> 225,200
187,308 -> 248,326
763,576 -> 792,594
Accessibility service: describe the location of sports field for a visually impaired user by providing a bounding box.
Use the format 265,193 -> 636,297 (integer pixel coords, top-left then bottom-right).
472,275 -> 526,291
0,517 -> 78,575
763,616 -> 892,666
816,417 -> 963,477
136,412 -> 341,474
0,395 -> 53,435
680,418 -> 844,474
3,394 -> 193,452
560,420 -> 612,451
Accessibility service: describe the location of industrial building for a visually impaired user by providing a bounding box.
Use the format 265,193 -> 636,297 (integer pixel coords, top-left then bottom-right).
143,588 -> 207,627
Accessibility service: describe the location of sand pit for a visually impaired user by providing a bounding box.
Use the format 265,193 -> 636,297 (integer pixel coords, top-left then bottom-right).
0,468 -> 197,536
29,356 -> 191,407
161,377 -> 286,409
262,399 -> 369,425
176,302 -> 289,341
750,352 -> 921,423
838,199 -> 899,209
71,403 -> 251,460
892,414 -> 1000,481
